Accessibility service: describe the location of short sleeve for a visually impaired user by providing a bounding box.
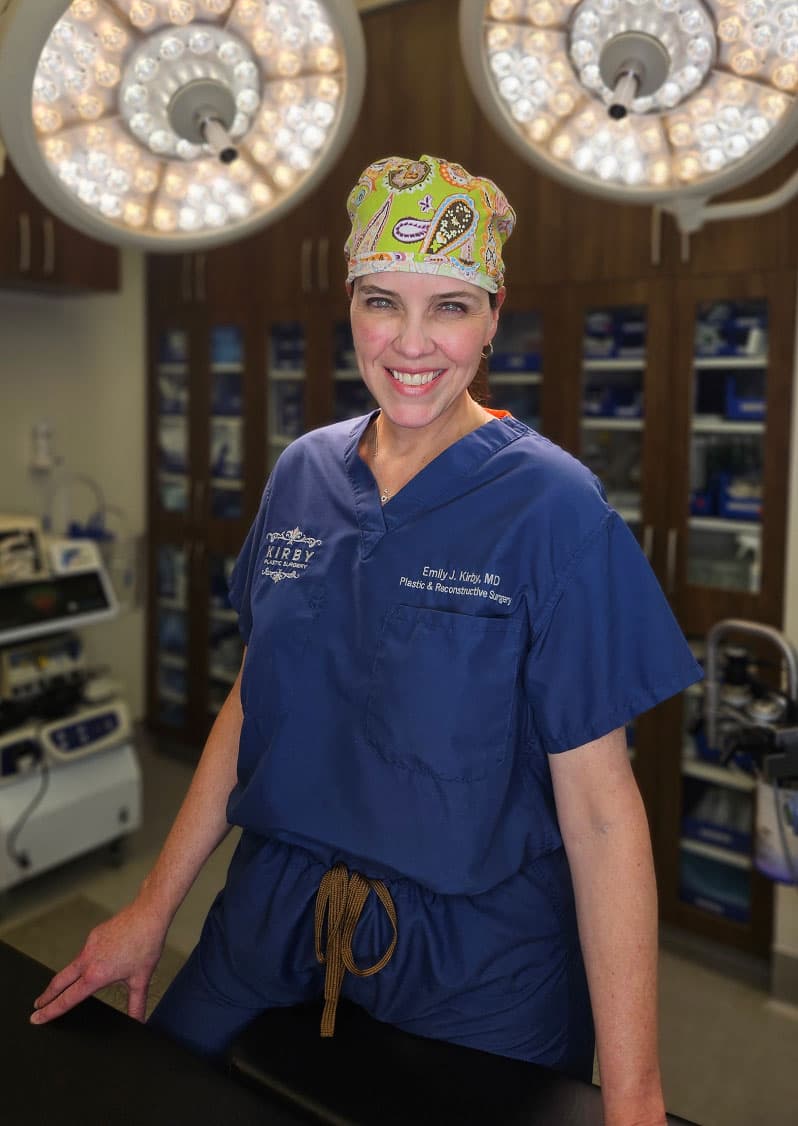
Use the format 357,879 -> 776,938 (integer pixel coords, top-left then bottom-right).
228,482 -> 271,643
524,511 -> 702,754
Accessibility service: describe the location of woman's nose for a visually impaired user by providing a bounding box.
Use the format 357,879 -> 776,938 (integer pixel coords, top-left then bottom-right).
394,315 -> 432,357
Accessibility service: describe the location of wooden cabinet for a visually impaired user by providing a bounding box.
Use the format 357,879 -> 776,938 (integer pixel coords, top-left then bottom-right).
535,271 -> 794,956
0,160 -> 118,292
146,253 -> 262,745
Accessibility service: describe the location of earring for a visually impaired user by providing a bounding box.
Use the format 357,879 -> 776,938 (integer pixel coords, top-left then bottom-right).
481,342 -> 494,360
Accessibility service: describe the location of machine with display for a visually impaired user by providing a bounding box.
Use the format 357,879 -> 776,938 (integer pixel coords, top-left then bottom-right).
0,516 -> 141,901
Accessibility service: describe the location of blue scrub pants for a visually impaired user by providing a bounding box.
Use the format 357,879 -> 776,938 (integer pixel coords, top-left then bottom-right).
148,833 -> 595,1081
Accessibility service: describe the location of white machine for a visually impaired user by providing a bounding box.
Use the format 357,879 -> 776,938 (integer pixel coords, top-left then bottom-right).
0,516 -> 141,898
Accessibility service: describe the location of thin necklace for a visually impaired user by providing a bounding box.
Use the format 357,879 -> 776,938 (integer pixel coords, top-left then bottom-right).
370,420 -> 391,504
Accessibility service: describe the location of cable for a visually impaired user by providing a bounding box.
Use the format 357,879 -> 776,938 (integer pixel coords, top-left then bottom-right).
5,757 -> 50,871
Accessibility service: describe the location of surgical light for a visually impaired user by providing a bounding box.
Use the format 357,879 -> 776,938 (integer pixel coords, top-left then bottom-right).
460,0 -> 798,233
0,0 -> 365,250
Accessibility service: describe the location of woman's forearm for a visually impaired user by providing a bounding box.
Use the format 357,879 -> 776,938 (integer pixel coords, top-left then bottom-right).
135,663 -> 244,929
550,730 -> 666,1126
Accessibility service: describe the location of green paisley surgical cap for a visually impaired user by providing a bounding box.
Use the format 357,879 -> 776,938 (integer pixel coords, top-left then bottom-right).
344,154 -> 516,294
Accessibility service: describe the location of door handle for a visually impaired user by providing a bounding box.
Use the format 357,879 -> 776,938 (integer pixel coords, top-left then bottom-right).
642,523 -> 654,563
18,212 -> 31,273
193,479 -> 205,523
181,254 -> 192,303
300,237 -> 312,295
317,237 -> 329,293
194,252 -> 206,302
666,528 -> 678,595
42,216 -> 56,276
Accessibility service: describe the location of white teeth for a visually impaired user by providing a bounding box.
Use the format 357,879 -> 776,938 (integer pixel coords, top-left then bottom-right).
388,369 -> 442,386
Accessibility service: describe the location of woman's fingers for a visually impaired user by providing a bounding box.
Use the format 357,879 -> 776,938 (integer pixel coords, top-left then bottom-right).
30,971 -> 98,1024
31,960 -> 84,1014
127,980 -> 149,1023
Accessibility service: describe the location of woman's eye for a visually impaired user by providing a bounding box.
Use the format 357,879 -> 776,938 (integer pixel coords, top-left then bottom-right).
365,296 -> 393,309
439,302 -> 466,314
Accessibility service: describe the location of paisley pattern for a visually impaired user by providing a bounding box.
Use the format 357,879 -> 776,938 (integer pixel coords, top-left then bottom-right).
344,154 -> 515,294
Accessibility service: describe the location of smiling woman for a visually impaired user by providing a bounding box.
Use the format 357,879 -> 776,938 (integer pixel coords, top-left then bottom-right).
32,150 -> 702,1126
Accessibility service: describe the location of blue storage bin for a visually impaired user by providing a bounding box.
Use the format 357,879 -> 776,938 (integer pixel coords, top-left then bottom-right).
724,374 -> 765,421
694,301 -> 768,357
679,848 -> 751,923
210,325 -> 243,365
689,489 -> 715,517
582,387 -> 642,418
158,330 -> 188,363
491,351 -> 541,373
717,475 -> 762,521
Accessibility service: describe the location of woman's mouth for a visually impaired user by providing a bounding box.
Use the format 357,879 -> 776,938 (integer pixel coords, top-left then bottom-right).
387,368 -> 444,387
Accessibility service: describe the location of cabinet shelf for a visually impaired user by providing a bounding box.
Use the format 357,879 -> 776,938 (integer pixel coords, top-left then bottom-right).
211,414 -> 243,424
210,476 -> 243,489
209,665 -> 238,685
158,362 -> 189,374
681,745 -> 755,792
158,597 -> 186,612
490,372 -> 542,384
334,368 -> 362,382
158,652 -> 186,669
582,357 -> 645,371
581,416 -> 643,431
692,415 -> 764,434
209,607 -> 238,622
689,516 -> 761,534
268,433 -> 296,448
694,356 -> 768,369
211,362 -> 244,373
158,470 -> 188,484
158,687 -> 187,705
680,837 -> 752,870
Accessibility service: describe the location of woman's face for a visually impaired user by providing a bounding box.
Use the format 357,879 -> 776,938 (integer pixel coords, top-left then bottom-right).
349,272 -> 503,434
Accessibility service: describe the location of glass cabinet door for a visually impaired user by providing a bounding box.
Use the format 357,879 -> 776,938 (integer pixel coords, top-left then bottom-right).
488,309 -> 543,431
333,320 -> 374,421
155,329 -> 190,518
267,321 -> 306,472
687,299 -> 766,595
579,304 -> 646,533
208,325 -> 246,523
154,544 -> 189,730
207,552 -> 244,719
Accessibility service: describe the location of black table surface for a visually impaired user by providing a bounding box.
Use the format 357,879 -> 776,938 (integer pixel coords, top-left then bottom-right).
3,940 -> 698,1126
1,940 -> 308,1126
230,998 -> 699,1126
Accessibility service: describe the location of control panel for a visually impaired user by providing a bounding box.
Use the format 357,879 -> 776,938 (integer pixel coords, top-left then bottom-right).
40,700 -> 131,763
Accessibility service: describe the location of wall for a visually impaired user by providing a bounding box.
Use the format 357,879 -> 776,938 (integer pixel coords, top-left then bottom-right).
0,249 -> 147,718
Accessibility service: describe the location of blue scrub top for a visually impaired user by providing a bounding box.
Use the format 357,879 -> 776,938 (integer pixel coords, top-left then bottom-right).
228,412 -> 702,896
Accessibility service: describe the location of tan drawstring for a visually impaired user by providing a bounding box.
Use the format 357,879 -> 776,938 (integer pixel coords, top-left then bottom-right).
314,862 -> 398,1037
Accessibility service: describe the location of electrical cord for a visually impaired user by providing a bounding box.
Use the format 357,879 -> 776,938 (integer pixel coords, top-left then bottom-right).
6,758 -> 50,871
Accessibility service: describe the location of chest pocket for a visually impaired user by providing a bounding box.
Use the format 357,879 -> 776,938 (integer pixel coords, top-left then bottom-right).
365,604 -> 525,783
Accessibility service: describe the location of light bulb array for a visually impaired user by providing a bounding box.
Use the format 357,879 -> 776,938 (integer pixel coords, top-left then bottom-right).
27,0 -> 352,243
464,0 -> 798,201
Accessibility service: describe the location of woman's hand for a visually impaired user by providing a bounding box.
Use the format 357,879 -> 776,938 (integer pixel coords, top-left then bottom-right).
30,899 -> 168,1025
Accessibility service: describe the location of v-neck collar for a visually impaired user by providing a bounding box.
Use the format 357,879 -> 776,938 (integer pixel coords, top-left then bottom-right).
344,410 -> 527,558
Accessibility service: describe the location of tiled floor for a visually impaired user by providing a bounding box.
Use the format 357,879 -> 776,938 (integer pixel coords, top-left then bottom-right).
2,734 -> 798,1126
